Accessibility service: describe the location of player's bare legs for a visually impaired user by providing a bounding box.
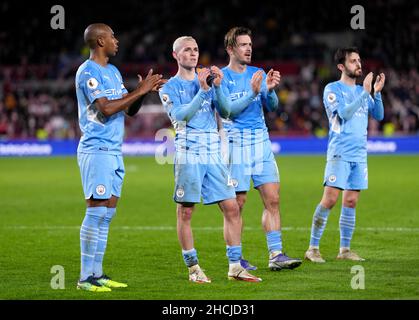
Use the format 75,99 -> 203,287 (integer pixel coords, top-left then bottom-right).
218,198 -> 241,246
86,195 -> 119,208
236,192 -> 247,213
233,191 -> 257,270
342,190 -> 360,208
320,186 -> 340,209
257,183 -> 280,232
176,203 -> 195,250
236,192 -> 246,237
257,182 -> 301,270
219,198 -> 261,282
176,203 -> 210,283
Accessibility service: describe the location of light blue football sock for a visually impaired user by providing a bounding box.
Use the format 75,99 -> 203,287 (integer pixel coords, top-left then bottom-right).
93,207 -> 116,278
80,206 -> 107,281
266,230 -> 282,254
182,248 -> 199,267
226,245 -> 242,264
309,204 -> 331,247
339,207 -> 356,248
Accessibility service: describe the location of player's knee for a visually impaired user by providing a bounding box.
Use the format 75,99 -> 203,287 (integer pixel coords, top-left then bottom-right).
344,197 -> 358,208
87,197 -> 109,208
266,193 -> 279,211
321,197 -> 338,209
177,205 -> 194,221
223,202 -> 241,221
236,197 -> 246,212
321,190 -> 339,209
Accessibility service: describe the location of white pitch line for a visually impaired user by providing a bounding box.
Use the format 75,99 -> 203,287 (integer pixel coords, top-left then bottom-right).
2,226 -> 419,232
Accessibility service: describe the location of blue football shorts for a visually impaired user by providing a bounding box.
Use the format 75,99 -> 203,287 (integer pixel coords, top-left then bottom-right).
77,152 -> 125,199
228,138 -> 280,192
323,160 -> 368,190
173,151 -> 236,205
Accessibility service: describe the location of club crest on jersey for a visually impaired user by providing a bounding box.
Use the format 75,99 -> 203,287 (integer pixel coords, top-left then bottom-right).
87,78 -> 99,90
96,184 -> 106,196
328,175 -> 337,183
176,186 -> 185,198
327,93 -> 336,103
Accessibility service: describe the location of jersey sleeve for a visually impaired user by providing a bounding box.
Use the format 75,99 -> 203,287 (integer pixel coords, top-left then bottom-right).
212,85 -> 231,118
323,83 -> 341,116
78,67 -> 107,104
159,83 -> 178,117
215,80 -> 257,118
260,69 -> 268,94
159,82 -> 211,122
368,92 -> 384,121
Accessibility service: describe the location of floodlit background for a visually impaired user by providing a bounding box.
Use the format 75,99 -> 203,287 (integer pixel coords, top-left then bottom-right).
0,0 -> 418,301
1,0 -> 418,142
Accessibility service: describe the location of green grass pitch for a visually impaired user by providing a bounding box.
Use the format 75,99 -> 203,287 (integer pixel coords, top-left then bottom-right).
0,155 -> 418,299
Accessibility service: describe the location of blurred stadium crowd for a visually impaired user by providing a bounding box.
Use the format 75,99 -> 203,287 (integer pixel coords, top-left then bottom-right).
0,0 -> 418,139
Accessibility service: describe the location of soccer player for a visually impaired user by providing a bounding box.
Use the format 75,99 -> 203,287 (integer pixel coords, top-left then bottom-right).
75,23 -> 163,292
220,27 -> 302,271
159,36 -> 261,283
304,47 -> 385,263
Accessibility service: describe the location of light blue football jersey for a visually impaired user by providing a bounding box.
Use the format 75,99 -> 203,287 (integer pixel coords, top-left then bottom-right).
221,66 -> 277,145
221,66 -> 268,129
75,60 -> 128,155
159,75 -> 220,154
323,80 -> 378,162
